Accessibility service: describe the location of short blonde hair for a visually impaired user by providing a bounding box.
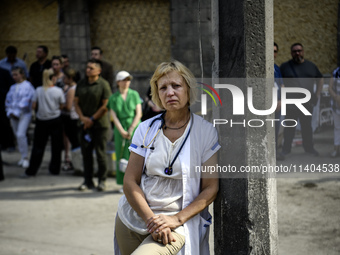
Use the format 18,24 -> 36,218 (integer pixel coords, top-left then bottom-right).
150,60 -> 197,110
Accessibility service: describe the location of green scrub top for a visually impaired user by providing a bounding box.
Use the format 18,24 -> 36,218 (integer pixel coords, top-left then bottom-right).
107,88 -> 142,184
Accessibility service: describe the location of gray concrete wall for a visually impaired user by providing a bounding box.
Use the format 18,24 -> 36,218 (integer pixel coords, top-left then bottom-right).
59,0 -> 92,77
171,0 -> 214,78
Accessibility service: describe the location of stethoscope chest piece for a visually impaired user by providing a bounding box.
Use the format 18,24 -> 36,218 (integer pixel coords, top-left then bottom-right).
164,166 -> 173,175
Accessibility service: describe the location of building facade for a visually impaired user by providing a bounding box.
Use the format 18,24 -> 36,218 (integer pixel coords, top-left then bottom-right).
0,0 -> 338,93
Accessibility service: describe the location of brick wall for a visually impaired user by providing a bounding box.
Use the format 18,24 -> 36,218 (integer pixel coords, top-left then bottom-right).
0,0 -> 338,77
274,0 -> 338,74
89,0 -> 171,74
0,0 -> 60,70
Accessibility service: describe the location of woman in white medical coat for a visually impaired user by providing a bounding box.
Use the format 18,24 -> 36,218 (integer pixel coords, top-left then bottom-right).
114,60 -> 220,255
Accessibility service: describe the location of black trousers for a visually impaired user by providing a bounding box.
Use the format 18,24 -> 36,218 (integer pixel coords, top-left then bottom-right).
0,111 -> 15,149
80,127 -> 108,186
61,115 -> 80,149
26,117 -> 63,175
282,105 -> 314,153
0,145 -> 4,181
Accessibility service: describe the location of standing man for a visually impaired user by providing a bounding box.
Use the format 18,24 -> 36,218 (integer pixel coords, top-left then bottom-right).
0,46 -> 28,77
74,59 -> 111,191
29,45 -> 51,88
280,43 -> 323,156
90,46 -> 114,91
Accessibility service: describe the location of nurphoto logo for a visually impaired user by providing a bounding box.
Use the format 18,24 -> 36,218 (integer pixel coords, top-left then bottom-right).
198,79 -> 313,128
197,82 -> 222,115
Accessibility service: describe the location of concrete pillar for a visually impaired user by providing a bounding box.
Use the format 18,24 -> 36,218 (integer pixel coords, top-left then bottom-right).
212,0 -> 278,254
58,0 -> 91,77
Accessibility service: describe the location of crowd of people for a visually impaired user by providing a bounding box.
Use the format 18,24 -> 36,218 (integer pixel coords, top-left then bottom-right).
0,45 -> 147,191
0,42 -> 339,180
0,42 -> 339,254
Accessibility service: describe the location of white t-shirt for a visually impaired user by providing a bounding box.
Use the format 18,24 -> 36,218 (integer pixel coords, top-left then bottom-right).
33,86 -> 65,120
118,121 -> 191,236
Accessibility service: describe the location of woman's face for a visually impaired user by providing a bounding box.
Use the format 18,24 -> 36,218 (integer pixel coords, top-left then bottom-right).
157,71 -> 189,111
52,59 -> 62,73
117,77 -> 131,90
12,70 -> 23,83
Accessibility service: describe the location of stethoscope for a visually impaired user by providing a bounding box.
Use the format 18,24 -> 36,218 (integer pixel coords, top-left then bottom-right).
141,111 -> 193,175
141,111 -> 166,150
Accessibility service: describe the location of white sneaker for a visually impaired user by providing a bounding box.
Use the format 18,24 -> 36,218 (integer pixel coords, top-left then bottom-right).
18,159 -> 24,166
22,159 -> 29,168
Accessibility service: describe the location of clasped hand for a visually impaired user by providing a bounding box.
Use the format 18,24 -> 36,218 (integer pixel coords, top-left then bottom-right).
147,214 -> 180,245
82,116 -> 94,129
121,130 -> 131,140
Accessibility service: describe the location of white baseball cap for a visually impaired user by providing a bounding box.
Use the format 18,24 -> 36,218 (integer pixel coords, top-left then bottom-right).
116,71 -> 133,82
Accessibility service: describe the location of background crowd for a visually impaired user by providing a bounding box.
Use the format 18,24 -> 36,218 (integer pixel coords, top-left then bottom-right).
0,42 -> 339,185
0,45 -> 157,188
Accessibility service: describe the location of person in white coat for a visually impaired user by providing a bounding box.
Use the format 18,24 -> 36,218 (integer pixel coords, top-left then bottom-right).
114,60 -> 220,255
5,67 -> 35,168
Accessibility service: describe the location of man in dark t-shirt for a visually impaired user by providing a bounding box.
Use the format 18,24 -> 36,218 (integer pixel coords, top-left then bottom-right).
280,43 -> 323,157
29,45 -> 51,88
74,59 -> 111,191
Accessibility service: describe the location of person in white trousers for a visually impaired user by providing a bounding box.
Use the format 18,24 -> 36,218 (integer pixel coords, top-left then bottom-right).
5,66 -> 35,168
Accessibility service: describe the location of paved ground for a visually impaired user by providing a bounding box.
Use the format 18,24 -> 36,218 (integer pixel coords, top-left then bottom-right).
0,126 -> 339,255
276,126 -> 340,255
0,146 -> 122,255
